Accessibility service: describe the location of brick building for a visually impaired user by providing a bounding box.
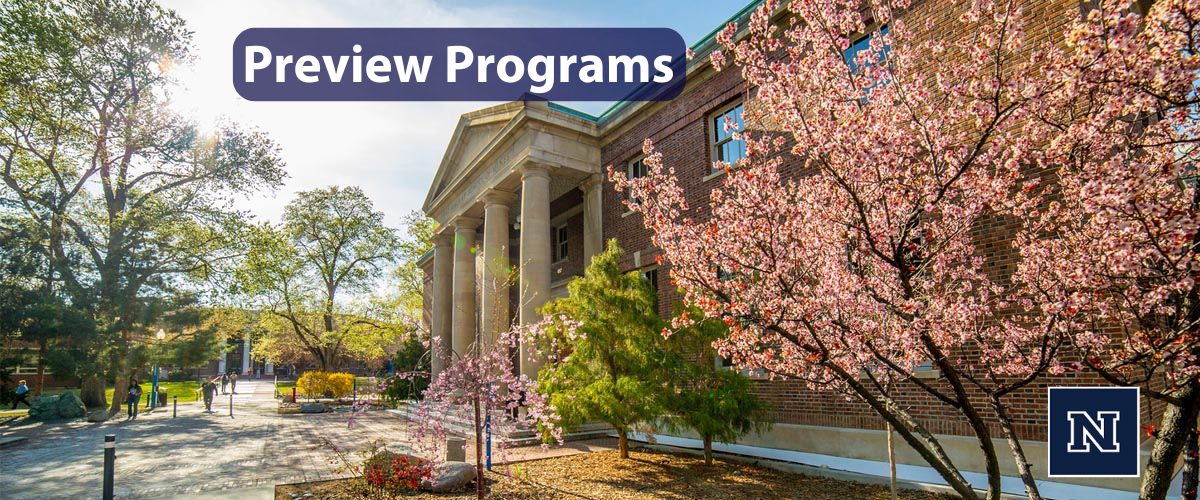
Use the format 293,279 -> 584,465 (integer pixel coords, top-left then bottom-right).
419,1 -> 1161,494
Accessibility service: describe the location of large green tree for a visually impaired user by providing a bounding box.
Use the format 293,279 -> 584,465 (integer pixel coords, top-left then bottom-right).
535,240 -> 670,459
237,186 -> 401,371
0,0 -> 286,409
663,305 -> 770,465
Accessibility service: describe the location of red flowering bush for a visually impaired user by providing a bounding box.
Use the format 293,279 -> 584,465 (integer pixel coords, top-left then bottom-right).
362,454 -> 432,495
320,438 -> 433,497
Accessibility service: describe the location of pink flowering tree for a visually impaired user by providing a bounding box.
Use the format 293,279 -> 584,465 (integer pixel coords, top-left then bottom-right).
1013,1 -> 1200,498
610,1 -> 1073,499
406,326 -> 561,500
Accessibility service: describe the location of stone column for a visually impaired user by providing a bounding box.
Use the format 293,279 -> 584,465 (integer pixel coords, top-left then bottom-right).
519,164 -> 553,379
581,174 -> 604,263
431,232 -> 454,378
241,337 -> 251,375
480,190 -> 516,348
451,217 -> 482,361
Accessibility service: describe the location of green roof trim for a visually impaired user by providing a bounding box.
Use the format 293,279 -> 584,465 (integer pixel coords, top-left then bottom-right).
689,0 -> 762,53
546,0 -> 764,124
547,102 -> 600,121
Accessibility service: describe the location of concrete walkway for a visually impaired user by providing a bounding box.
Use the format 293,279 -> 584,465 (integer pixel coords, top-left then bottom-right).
0,380 -> 615,500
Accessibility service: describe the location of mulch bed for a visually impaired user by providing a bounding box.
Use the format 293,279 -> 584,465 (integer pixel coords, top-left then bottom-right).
276,448 -> 955,499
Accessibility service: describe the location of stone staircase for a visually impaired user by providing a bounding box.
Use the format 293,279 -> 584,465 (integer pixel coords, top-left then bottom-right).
387,403 -> 612,447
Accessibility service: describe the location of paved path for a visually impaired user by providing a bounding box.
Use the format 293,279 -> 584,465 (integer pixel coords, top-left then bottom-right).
0,380 -> 615,500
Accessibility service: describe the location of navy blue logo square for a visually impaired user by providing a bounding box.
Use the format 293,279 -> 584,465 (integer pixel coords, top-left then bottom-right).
1048,386 -> 1140,477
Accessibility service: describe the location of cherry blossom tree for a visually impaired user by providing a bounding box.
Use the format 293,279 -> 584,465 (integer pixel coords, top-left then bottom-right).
1012,1 -> 1200,498
405,327 -> 561,500
611,1 -> 1069,498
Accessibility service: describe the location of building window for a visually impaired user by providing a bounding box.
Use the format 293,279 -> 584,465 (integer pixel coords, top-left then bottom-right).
844,25 -> 891,97
554,225 -> 568,262
709,101 -> 746,172
627,157 -> 648,206
641,267 -> 660,313
642,267 -> 659,292
843,25 -> 889,72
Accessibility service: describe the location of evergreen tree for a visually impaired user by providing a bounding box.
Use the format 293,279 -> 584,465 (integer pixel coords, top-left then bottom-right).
664,305 -> 770,465
535,240 -> 668,459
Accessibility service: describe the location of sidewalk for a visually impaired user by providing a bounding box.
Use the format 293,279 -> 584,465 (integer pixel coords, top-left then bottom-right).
0,380 -> 615,500
0,380 -> 363,500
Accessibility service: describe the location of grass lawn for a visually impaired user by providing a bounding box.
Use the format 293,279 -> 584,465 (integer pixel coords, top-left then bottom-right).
39,381 -> 205,406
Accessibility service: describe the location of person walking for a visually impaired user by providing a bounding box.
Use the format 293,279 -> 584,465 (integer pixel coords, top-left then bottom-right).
10,380 -> 31,409
229,372 -> 239,395
219,372 -> 229,395
200,377 -> 218,412
126,378 -> 143,420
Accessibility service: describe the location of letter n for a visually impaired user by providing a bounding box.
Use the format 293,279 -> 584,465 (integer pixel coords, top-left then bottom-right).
1066,411 -> 1120,453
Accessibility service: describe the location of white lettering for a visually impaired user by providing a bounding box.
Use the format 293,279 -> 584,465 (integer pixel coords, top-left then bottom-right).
245,46 -> 271,82
447,46 -> 473,82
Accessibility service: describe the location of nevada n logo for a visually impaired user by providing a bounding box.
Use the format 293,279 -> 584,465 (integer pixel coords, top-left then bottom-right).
1048,387 -> 1140,477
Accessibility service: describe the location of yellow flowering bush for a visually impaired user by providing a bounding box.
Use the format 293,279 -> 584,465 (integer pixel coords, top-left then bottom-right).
297,371 -> 356,399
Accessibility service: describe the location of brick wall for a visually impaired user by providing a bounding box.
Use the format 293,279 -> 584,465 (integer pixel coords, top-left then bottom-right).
593,0 -> 1165,443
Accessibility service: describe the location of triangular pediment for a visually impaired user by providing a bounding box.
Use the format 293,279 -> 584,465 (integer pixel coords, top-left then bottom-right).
423,102 -> 526,214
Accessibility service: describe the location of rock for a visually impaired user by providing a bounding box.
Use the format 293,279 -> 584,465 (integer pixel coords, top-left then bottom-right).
87,410 -> 110,422
421,461 -> 477,493
299,402 -> 327,413
28,392 -> 86,420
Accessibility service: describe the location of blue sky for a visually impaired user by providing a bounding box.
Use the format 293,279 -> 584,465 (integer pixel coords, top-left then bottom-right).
157,0 -> 753,227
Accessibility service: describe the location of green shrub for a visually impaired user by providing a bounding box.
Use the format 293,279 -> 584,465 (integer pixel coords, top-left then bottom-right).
297,371 -> 355,399
381,336 -> 429,402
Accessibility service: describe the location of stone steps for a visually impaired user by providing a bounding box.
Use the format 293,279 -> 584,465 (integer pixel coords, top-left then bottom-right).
387,403 -> 612,447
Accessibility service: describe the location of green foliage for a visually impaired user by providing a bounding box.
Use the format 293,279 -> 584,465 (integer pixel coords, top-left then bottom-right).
536,240 -> 670,457
236,187 -> 402,371
0,0 -> 285,409
381,335 -> 429,402
392,210 -> 436,317
662,306 -> 770,464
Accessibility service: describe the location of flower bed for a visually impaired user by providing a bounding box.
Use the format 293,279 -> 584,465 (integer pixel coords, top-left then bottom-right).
276,448 -> 954,500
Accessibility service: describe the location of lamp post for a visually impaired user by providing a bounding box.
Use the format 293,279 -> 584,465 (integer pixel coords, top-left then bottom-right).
151,328 -> 165,409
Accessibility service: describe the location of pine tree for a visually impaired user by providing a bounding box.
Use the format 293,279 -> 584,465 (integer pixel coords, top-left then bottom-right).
535,240 -> 668,459
663,305 -> 770,465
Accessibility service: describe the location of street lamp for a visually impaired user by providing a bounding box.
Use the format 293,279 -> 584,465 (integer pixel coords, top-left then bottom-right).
151,329 -> 165,409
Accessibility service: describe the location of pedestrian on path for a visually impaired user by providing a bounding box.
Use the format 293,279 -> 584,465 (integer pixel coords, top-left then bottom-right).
126,378 -> 142,420
10,379 -> 31,409
220,373 -> 229,395
229,372 -> 238,395
200,376 -> 218,412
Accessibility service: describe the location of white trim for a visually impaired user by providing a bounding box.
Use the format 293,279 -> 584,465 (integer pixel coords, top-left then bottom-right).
708,100 -> 745,173
553,224 -> 569,263
702,169 -> 727,182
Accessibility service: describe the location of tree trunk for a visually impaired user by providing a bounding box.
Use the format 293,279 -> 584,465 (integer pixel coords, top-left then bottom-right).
1183,428 -> 1198,500
618,430 -> 630,459
109,370 -> 125,412
474,396 -> 484,500
80,376 -> 106,408
826,361 -> 979,500
1142,384 -> 1200,500
703,435 -> 713,465
35,341 -> 47,397
887,422 -> 897,500
992,395 -> 1043,500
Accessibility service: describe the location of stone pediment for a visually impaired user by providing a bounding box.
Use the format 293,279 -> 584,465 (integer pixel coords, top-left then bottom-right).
422,101 -> 601,225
